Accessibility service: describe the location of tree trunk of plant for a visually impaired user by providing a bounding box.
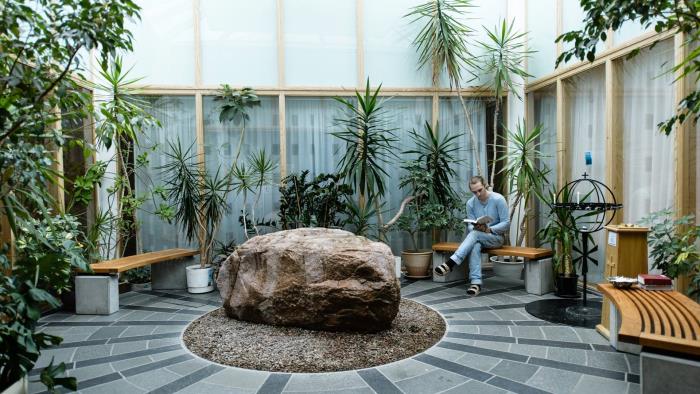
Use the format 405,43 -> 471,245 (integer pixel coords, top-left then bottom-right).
456,85 -> 484,182
489,100 -> 500,189
233,122 -> 247,165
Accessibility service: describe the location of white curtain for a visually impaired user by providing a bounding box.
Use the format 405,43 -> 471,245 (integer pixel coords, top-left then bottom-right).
136,96 -> 197,253
203,95 -> 280,244
286,96 -> 349,176
621,39 -> 676,224
566,66 -> 607,283
532,85 -> 558,240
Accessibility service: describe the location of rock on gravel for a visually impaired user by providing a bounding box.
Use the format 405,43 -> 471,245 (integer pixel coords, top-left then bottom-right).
216,228 -> 400,332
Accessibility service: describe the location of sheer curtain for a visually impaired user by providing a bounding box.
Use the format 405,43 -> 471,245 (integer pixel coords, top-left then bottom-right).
203,95 -> 280,244
566,66 -> 606,283
621,39 -> 675,224
286,96 -> 349,176
136,96 -> 197,253
532,85 -> 558,240
438,98 -> 487,243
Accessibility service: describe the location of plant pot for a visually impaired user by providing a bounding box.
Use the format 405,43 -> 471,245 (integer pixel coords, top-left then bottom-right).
2,376 -> 28,394
185,265 -> 215,293
555,274 -> 579,298
401,250 -> 432,278
490,256 -> 525,281
59,289 -> 76,313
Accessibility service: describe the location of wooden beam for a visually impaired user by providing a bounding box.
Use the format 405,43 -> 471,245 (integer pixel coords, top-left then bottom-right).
556,78 -> 567,189
279,93 -> 286,179
605,59 -> 623,224
193,0 -> 202,88
195,93 -> 204,171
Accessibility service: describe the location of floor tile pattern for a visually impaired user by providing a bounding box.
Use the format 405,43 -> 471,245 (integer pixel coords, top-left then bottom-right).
30,276 -> 639,393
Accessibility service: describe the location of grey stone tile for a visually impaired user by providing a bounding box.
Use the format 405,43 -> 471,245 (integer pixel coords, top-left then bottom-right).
66,325 -> 102,335
258,373 -> 292,394
440,379 -> 508,394
508,343 -> 548,359
143,311 -> 178,321
203,368 -> 269,390
447,325 -> 479,334
164,357 -> 210,376
586,351 -> 630,373
54,333 -> 94,344
468,310 -> 501,320
89,309 -> 136,322
424,346 -> 464,362
491,308 -> 530,320
285,372 -> 366,391
168,313 -> 199,321
541,326 -> 582,342
148,337 -> 181,348
472,340 -> 513,353
63,314 -> 99,322
627,382 -> 640,394
72,344 -> 113,362
88,326 -> 127,340
572,375 -> 630,394
477,325 -> 512,337
119,325 -> 157,337
489,360 -> 539,383
526,366 -> 582,394
110,340 -> 149,356
625,354 -> 640,375
510,326 -> 545,339
37,326 -> 71,335
376,358 -> 435,382
125,367 -> 182,391
80,378 -> 147,394
34,348 -> 75,369
454,352 -> 502,372
486,375 -> 551,394
573,327 -> 610,346
395,368 -> 469,394
67,363 -> 115,381
111,355 -> 152,370
150,349 -> 188,362
175,382 -> 253,394
116,310 -> 154,321
152,325 -> 184,334
546,347 -> 588,364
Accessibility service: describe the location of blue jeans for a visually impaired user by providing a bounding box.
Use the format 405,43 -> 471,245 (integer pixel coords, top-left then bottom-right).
450,230 -> 504,285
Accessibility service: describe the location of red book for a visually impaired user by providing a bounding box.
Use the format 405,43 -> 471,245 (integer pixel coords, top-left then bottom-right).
637,274 -> 672,286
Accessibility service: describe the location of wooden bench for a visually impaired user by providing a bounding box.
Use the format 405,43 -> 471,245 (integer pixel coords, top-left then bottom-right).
432,242 -> 554,295
76,248 -> 199,315
597,283 -> 700,392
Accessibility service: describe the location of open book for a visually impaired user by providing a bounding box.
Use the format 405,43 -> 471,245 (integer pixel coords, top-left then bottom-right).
463,215 -> 492,225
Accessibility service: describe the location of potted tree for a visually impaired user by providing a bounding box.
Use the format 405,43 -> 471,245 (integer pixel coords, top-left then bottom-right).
387,122 -> 463,277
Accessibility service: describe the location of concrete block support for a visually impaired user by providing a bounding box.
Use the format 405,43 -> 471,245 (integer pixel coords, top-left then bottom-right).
152,256 -> 197,290
641,351 -> 700,394
525,258 -> 554,295
75,275 -> 119,315
431,251 -> 468,283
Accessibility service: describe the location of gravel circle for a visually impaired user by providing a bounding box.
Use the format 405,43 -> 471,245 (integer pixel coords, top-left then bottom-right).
183,299 -> 446,373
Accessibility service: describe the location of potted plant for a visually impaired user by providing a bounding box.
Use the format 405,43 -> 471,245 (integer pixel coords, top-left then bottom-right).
641,209 -> 700,297
386,122 -> 463,277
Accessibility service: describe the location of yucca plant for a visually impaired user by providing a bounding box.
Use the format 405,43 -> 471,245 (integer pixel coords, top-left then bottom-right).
332,78 -> 397,235
231,149 -> 277,238
214,85 -> 261,164
405,0 -> 485,181
478,19 -> 533,188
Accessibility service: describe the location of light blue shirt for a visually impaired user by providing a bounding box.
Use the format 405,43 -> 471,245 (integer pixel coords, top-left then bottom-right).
466,191 -> 510,235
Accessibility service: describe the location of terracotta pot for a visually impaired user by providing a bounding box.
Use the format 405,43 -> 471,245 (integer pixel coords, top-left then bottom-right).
401,250 -> 432,278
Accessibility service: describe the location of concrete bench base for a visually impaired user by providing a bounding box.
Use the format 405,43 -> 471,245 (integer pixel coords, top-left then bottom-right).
641,351 -> 700,394
151,256 -> 197,290
75,275 -> 119,315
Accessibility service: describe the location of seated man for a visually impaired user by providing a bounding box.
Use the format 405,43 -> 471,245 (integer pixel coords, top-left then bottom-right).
434,175 -> 509,296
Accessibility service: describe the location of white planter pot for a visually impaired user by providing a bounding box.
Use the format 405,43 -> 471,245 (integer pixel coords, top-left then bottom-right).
2,376 -> 27,394
490,256 -> 524,281
185,265 -> 214,294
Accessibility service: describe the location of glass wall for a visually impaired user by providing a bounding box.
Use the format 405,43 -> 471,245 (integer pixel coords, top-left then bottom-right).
620,39 -> 675,224
526,0 -> 556,79
565,66 -> 606,283
203,95 -> 280,243
136,96 -> 197,252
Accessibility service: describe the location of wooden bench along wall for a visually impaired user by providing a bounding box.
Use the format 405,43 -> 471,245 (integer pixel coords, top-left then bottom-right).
76,248 -> 199,315
597,283 -> 700,393
431,242 -> 554,295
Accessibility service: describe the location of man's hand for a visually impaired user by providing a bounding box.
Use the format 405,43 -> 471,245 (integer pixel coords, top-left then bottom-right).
474,224 -> 490,233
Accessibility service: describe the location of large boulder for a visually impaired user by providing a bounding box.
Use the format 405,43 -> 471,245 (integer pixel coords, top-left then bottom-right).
216,228 -> 400,332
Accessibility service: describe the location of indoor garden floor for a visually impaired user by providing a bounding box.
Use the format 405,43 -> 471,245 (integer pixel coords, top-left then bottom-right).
29,276 -> 640,394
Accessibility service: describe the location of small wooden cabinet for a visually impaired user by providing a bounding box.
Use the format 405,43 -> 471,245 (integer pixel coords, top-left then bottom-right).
596,225 -> 649,339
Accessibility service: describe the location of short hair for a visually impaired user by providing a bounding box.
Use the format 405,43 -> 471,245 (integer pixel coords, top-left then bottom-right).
470,175 -> 486,186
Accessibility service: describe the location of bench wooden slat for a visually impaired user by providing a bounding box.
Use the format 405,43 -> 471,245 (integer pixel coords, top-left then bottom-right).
90,248 -> 199,274
598,283 -> 700,356
432,242 -> 553,260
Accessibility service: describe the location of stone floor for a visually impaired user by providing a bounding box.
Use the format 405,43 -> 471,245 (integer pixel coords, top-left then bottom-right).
30,275 -> 640,394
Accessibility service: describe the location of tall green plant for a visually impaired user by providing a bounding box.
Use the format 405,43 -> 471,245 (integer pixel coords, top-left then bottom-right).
231,149 -> 277,238
0,0 -> 141,391
279,171 -> 352,229
332,79 -> 397,235
478,19 -> 533,188
405,0 -> 485,181
498,121 -> 549,246
214,86 -> 261,164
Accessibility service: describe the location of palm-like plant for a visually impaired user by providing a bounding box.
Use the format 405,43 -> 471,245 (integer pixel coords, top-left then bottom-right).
214,85 -> 261,164
479,19 -> 533,188
405,0 -> 484,181
498,121 -> 549,247
332,79 -> 397,232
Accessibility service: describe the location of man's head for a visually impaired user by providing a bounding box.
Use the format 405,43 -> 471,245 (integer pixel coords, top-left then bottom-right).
469,175 -> 489,202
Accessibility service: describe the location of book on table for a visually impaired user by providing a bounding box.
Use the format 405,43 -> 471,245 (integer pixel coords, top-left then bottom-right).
639,283 -> 673,291
637,273 -> 672,286
463,215 -> 492,225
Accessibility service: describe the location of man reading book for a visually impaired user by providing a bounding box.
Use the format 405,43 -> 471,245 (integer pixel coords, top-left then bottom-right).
434,175 -> 510,296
